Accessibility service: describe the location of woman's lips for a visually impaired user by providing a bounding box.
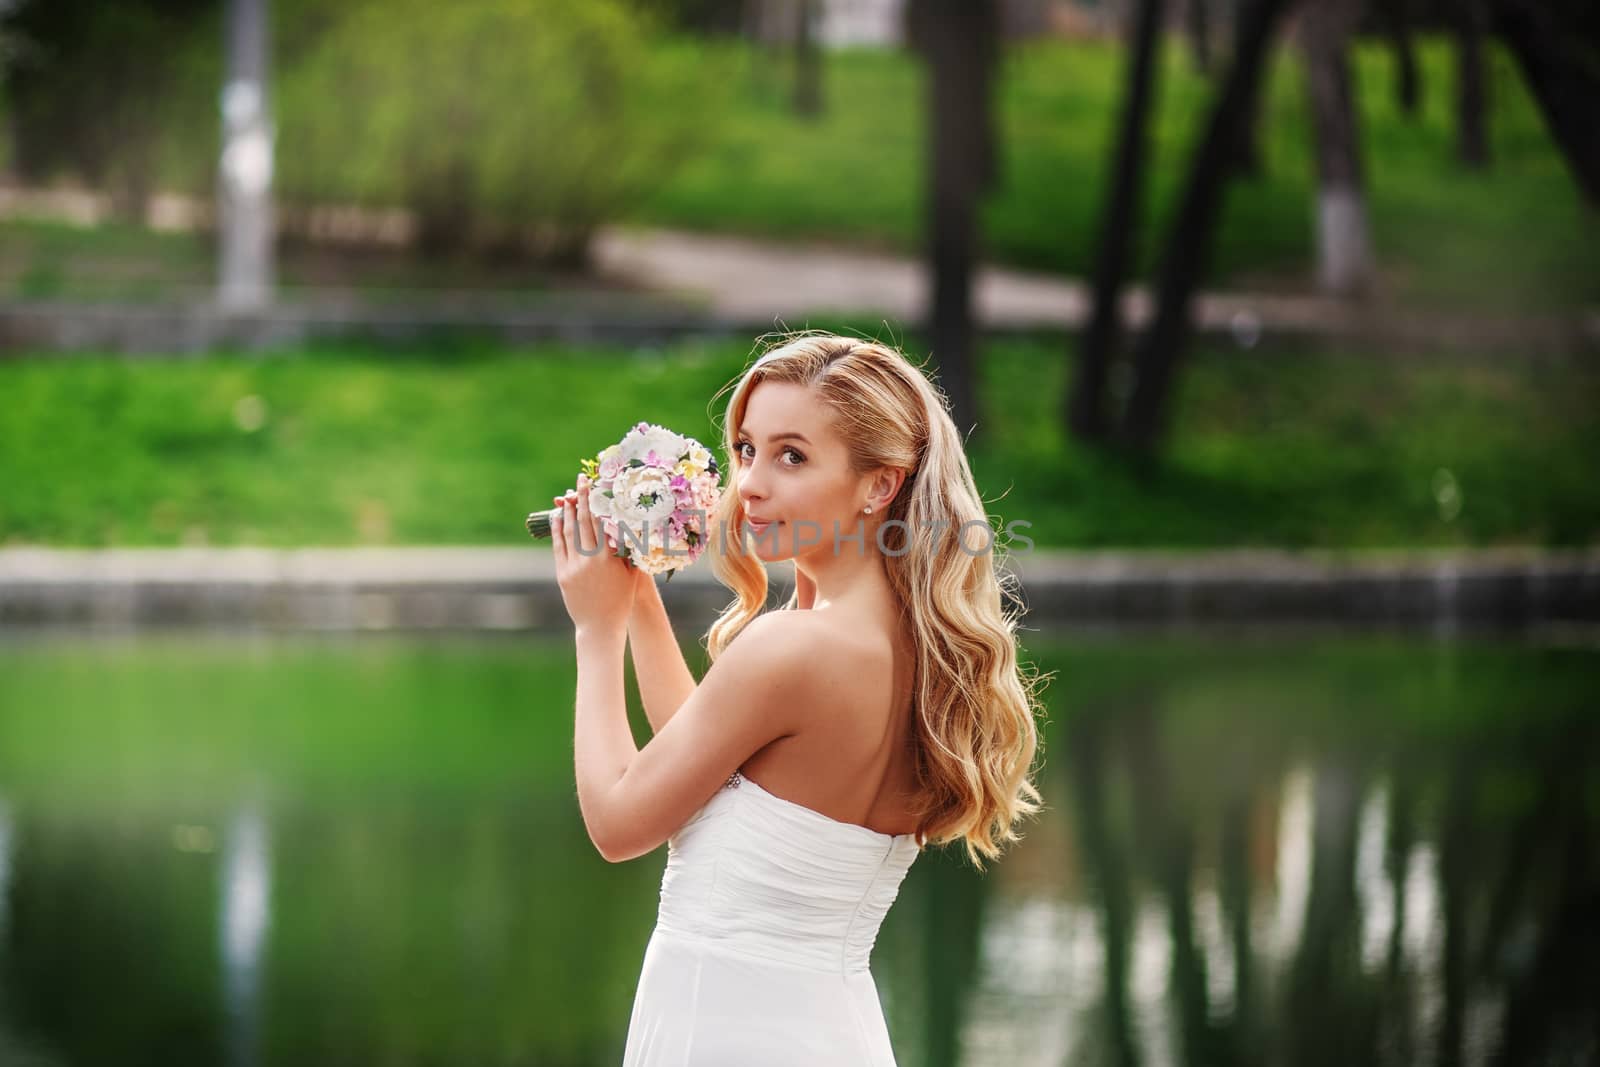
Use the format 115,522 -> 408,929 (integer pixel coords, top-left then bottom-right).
745,519 -> 778,534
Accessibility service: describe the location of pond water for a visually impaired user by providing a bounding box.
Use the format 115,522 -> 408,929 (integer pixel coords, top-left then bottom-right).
0,628 -> 1594,1067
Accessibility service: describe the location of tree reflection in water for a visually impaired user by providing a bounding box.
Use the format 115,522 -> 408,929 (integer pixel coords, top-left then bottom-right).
1048,662 -> 1598,1067
0,633 -> 1594,1066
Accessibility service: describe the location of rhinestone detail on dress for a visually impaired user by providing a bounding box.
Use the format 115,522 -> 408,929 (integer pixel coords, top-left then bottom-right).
724,770 -> 744,790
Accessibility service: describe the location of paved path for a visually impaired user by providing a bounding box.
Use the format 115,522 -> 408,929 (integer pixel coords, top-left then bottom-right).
590,226 -> 1600,352
3,182 -> 1595,353
3,545 -> 1595,633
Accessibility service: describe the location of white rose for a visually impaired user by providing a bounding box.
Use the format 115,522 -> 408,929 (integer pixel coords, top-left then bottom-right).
611,466 -> 679,528
624,425 -> 686,467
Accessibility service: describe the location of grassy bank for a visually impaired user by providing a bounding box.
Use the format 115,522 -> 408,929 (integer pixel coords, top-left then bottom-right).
1,337 -> 1594,550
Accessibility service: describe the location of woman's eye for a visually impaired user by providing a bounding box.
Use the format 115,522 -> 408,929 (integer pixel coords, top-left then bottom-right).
735,442 -> 804,466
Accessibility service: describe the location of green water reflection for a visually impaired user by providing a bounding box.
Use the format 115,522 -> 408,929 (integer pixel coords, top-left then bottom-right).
0,629 -> 1595,1067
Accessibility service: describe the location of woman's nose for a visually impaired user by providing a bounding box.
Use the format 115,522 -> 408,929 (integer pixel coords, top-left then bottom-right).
737,471 -> 765,506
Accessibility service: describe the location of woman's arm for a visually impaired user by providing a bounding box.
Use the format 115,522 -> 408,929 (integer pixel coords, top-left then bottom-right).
576,611 -> 817,862
627,573 -> 699,734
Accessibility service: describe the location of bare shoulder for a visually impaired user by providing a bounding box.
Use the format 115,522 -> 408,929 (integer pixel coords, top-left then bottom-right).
732,609 -> 878,668
679,611 -> 838,730
730,609 -> 891,712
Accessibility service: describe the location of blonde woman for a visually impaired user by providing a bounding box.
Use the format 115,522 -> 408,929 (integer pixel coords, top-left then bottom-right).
548,332 -> 1046,1065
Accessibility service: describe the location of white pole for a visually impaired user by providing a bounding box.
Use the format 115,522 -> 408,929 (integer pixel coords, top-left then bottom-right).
218,0 -> 275,311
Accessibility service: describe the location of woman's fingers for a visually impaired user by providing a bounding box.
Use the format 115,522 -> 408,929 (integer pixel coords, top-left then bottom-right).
564,493 -> 584,559
575,478 -> 598,554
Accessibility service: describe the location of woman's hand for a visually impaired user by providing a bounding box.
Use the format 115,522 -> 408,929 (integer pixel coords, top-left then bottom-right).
552,475 -> 638,640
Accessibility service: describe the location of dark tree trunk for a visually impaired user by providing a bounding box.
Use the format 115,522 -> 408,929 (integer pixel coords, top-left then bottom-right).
1226,0 -> 1267,178
1455,0 -> 1492,168
793,0 -> 823,118
1068,0 -> 1166,444
1379,0 -> 1422,117
909,0 -> 1000,442
1122,703 -> 1225,1066
1489,772 -> 1597,1067
1186,0 -> 1212,74
1300,0 -> 1373,296
1436,755 -> 1479,1067
1286,762 -> 1374,1064
1067,713 -> 1140,1067
1485,0 -> 1600,206
1220,790 -> 1256,1051
1120,0 -> 1291,455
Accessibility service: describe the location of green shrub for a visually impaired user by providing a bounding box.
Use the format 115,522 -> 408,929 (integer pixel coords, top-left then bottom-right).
274,0 -> 720,262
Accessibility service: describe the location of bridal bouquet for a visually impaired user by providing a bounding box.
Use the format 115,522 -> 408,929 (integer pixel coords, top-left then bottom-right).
526,422 -> 722,579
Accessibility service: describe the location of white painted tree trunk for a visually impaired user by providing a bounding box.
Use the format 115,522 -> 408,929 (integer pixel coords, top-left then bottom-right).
1314,185 -> 1373,296
218,0 -> 275,311
1298,0 -> 1374,298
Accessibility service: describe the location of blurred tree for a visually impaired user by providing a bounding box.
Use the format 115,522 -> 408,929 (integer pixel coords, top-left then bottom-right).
1123,701 -> 1230,1066
0,0 -> 215,221
1065,710 -> 1139,1067
1120,0 -> 1292,456
1067,0 -> 1165,445
1484,0 -> 1600,206
1378,0 -> 1422,118
793,0 -> 822,118
1285,760 -> 1379,1066
1226,0 -> 1266,178
907,0 -> 1000,442
624,0 -> 745,34
1300,0 -> 1373,297
1487,754 -> 1598,1067
1454,0 -> 1491,168
1184,0 -> 1212,74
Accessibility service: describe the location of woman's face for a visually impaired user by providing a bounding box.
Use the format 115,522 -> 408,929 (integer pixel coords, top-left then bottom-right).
733,381 -> 869,563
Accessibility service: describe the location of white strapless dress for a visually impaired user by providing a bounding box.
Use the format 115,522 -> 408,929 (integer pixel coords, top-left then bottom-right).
621,769 -> 922,1066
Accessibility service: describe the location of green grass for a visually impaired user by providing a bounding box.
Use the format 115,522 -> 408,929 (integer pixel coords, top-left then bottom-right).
1,336 -> 1594,549
631,36 -> 1598,312
0,217 -> 569,303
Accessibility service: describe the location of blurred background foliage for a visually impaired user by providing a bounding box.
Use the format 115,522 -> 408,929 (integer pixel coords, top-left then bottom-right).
271,0 -> 723,262
0,0 -> 1594,545
1,0 -> 1591,308
3,0 -> 727,263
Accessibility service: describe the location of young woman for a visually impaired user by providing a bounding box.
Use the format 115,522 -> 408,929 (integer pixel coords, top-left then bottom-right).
549,332 -> 1045,1065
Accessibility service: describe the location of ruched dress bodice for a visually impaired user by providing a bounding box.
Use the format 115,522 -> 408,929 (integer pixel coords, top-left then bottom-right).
622,770 -> 922,1065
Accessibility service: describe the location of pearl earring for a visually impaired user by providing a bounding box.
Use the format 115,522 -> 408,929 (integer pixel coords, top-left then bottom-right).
863,505 -> 874,515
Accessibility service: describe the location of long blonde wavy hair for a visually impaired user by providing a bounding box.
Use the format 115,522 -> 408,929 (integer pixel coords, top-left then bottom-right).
702,331 -> 1047,868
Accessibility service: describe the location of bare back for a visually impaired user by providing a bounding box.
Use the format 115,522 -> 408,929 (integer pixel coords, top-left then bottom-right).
738,608 -> 921,837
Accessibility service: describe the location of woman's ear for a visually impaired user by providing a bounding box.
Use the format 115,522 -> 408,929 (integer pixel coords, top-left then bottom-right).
868,467 -> 907,511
